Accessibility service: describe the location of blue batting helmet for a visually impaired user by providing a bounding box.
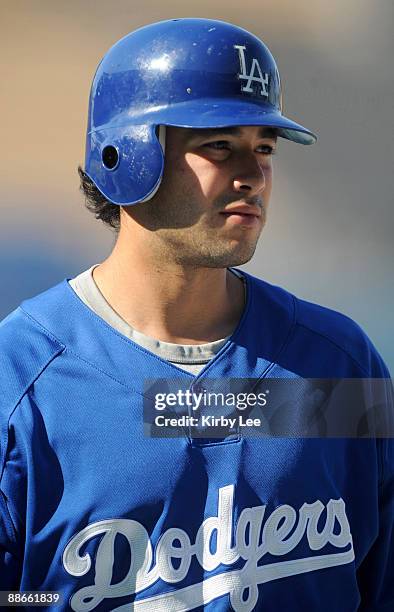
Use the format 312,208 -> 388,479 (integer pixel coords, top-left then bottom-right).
85,18 -> 317,206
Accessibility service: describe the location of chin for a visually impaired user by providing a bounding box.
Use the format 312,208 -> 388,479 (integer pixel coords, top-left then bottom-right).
225,241 -> 259,267
226,252 -> 255,267
197,246 -> 257,269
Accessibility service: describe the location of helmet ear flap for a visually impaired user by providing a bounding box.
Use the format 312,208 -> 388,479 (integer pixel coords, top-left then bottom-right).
85,124 -> 165,206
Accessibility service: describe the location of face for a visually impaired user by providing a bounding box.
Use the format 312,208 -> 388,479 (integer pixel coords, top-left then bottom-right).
122,125 -> 277,268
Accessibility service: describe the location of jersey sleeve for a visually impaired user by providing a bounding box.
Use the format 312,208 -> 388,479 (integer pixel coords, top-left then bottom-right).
0,488 -> 22,588
0,306 -> 64,590
357,438 -> 394,610
357,352 -> 394,610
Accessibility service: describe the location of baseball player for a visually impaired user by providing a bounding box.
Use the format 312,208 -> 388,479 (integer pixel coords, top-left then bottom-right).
1,18 -> 393,612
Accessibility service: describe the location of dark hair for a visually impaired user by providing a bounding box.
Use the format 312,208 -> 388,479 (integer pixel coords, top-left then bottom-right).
78,166 -> 120,232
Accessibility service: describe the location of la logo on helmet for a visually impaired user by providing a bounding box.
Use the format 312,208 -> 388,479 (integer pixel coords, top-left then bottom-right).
234,45 -> 269,97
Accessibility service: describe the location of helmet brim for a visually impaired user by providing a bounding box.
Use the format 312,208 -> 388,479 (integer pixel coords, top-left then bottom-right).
126,98 -> 317,145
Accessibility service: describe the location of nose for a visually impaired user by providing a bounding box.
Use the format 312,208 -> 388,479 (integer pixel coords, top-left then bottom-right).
232,153 -> 266,196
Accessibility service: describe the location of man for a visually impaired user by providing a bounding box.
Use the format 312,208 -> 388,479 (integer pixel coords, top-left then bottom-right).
0,18 -> 393,612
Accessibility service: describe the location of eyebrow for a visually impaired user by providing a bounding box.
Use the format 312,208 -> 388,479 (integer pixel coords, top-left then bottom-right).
186,126 -> 278,139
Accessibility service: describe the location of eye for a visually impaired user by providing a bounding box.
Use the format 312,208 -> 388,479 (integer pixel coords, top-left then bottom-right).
202,141 -> 276,154
203,140 -> 231,150
256,144 -> 276,155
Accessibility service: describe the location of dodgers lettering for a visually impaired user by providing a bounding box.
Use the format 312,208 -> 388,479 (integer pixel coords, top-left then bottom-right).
63,485 -> 354,612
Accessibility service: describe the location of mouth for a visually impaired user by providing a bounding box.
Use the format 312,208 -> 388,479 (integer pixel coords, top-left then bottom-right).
219,205 -> 262,228
220,205 -> 262,219
219,208 -> 262,228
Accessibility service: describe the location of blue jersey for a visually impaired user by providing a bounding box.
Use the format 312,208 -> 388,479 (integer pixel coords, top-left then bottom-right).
0,272 -> 393,611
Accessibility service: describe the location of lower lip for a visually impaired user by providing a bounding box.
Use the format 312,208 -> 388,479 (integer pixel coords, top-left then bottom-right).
220,213 -> 260,227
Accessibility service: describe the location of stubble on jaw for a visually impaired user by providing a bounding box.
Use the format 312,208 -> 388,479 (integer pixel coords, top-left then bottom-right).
152,212 -> 266,269
121,190 -> 267,269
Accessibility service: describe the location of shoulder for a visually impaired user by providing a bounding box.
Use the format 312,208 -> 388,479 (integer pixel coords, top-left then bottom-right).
0,283 -> 68,414
243,272 -> 389,378
294,292 -> 388,376
295,292 -> 367,357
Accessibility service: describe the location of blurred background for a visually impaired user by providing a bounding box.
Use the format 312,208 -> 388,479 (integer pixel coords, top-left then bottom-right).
1,0 -> 393,371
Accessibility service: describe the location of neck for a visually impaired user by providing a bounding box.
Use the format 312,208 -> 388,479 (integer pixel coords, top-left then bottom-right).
93,232 -> 245,345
